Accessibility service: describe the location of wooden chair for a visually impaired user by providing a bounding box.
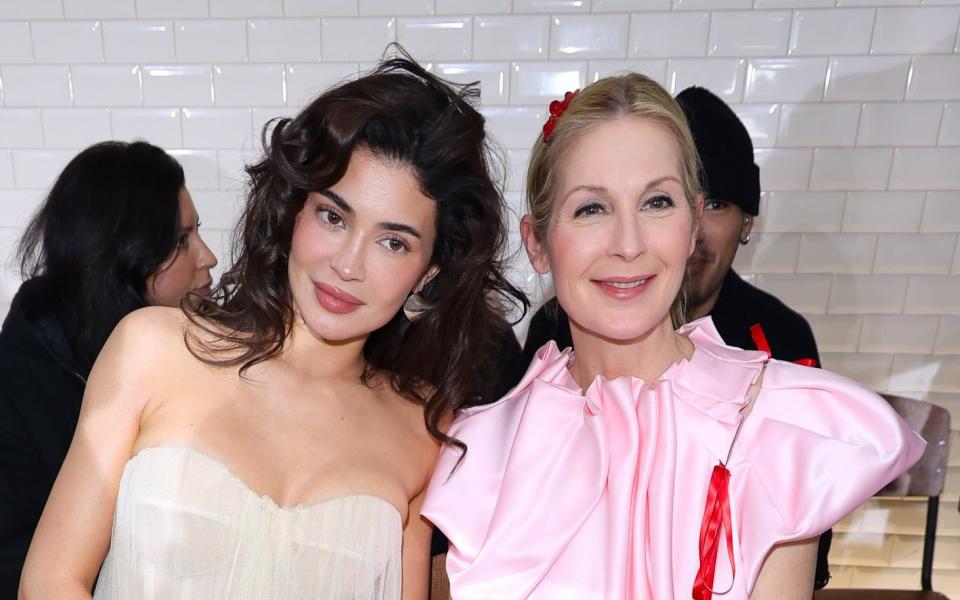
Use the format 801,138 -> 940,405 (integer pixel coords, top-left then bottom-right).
429,552 -> 451,600
817,394 -> 951,600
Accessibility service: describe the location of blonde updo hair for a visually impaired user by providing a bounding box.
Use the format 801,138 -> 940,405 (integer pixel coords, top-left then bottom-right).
525,72 -> 703,328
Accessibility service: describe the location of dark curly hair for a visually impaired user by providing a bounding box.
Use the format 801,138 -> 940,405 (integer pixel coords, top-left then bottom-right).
188,48 -> 527,448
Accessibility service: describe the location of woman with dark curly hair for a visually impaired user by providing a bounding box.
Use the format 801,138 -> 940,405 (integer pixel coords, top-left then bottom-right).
20,52 -> 524,600
0,140 -> 216,598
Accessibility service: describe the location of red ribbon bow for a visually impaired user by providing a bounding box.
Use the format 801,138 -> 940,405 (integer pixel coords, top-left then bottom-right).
749,323 -> 818,368
693,463 -> 735,600
541,90 -> 579,144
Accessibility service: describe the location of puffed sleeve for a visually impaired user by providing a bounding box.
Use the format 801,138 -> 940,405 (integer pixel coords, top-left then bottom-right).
729,360 -> 926,593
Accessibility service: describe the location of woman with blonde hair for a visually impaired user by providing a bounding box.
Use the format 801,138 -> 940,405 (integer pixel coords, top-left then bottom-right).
421,73 -> 924,599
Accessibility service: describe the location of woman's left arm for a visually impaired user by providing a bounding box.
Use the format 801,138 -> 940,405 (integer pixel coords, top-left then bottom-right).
401,488 -> 432,600
750,537 -> 818,599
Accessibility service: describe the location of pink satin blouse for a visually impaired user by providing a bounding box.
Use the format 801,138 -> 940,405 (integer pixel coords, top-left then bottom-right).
422,318 -> 925,599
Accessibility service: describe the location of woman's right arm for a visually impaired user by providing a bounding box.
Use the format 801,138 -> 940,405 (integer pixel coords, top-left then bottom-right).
18,310 -> 164,599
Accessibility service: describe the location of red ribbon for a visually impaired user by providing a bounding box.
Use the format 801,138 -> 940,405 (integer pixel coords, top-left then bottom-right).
749,323 -> 817,368
693,463 -> 735,600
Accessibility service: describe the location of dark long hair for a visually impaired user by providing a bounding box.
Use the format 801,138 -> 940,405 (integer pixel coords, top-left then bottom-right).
188,49 -> 527,447
17,140 -> 185,373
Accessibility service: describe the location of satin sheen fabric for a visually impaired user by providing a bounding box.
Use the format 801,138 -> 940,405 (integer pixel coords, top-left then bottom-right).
422,317 -> 925,599
94,445 -> 402,600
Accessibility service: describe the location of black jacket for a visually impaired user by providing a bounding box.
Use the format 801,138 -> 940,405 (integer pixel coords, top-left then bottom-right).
520,269 -> 830,589
0,286 -> 88,599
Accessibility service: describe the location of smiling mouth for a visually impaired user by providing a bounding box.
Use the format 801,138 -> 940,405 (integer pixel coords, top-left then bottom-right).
592,275 -> 656,299
604,279 -> 648,289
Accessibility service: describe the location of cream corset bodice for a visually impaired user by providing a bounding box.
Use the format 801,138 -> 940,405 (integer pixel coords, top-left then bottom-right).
94,445 -> 402,600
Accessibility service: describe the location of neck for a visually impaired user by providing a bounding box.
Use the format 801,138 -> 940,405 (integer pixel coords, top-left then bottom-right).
567,316 -> 692,391
688,289 -> 719,321
277,319 -> 368,382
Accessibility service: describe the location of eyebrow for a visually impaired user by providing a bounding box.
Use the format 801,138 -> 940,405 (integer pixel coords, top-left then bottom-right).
317,189 -> 422,239
562,176 -> 683,202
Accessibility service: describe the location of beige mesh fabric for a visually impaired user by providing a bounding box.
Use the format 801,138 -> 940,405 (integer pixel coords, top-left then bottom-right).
94,445 -> 402,600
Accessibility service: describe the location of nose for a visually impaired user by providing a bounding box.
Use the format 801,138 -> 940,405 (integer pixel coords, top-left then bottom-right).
610,214 -> 646,261
196,235 -> 217,270
330,232 -> 365,281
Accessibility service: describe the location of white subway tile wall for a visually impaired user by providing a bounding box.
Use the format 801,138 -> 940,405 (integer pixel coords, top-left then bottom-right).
0,1 -> 957,594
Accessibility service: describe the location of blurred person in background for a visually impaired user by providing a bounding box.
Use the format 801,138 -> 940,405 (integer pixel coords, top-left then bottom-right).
520,85 -> 829,588
0,140 -> 217,598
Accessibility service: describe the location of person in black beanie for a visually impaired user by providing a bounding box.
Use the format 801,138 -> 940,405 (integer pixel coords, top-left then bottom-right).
519,85 -> 829,589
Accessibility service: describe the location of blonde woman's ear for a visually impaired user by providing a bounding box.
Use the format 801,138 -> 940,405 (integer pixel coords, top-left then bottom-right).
520,214 -> 550,275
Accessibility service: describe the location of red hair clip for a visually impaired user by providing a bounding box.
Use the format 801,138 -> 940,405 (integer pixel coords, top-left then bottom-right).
541,89 -> 579,144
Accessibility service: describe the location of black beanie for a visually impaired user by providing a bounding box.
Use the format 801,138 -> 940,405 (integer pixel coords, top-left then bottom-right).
675,86 -> 760,216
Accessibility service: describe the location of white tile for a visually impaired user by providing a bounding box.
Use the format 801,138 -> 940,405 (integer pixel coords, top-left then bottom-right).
825,56 -> 911,102
40,109 -> 111,149
0,22 -> 34,63
935,316 -> 960,354
435,62 -> 509,105
0,0 -> 62,19
252,107 -> 296,143
436,0 -> 510,14
788,8 -> 875,55
828,274 -> 908,314
0,66 -> 72,107
731,232 -> 800,273
285,63 -> 357,108
102,20 -> 175,63
871,7 -> 960,54
505,148 -> 531,193
729,104 -> 779,148
31,21 -> 103,64
217,149 -> 259,191
110,107 -> 182,147
11,150 -> 74,189
63,0 -> 135,18
762,191 -> 844,232
474,16 -> 549,61
588,60 -> 667,86
481,106 -> 547,149
136,0 -> 208,17
755,273 -> 832,314
247,19 -> 322,62
674,0 -> 751,7
0,151 -> 14,188
182,108 -> 253,149
168,149 -> 219,190
857,102 -> 942,147
214,65 -> 284,107
514,0 -> 588,12
142,65 -> 213,107
594,0 -> 669,9
906,56 -> 960,101
809,148 -> 893,191
889,148 -> 960,191
510,61 -> 585,105
806,314 -> 862,353
175,20 -> 247,63
921,192 -> 960,234
838,0 -> 920,4
398,17 -> 472,61
842,191 -> 924,233
796,233 -> 877,274
71,65 -> 142,107
629,12 -> 708,58
941,102 -> 960,146
953,240 -> 960,276
820,352 -> 894,391
360,0 -> 433,14
753,148 -> 812,191
874,234 -> 956,275
210,0 -> 282,17
892,354 -> 960,395
191,190 -> 245,230
283,0 -> 357,16
756,0 -> 833,6
0,110 -> 44,148
666,58 -> 745,102
904,275 -> 960,315
321,17 -> 396,61
777,103 -> 860,147
708,10 -> 790,57
552,15 -> 627,59
743,58 -> 827,103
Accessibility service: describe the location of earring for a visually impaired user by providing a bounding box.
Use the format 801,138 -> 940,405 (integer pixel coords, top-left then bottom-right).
741,234 -> 751,245
403,292 -> 431,322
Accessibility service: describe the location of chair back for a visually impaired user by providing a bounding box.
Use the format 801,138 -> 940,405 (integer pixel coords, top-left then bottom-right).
877,394 -> 951,498
430,553 -> 451,600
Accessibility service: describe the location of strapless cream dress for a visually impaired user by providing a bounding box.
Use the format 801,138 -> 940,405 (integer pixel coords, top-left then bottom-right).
94,445 -> 402,599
